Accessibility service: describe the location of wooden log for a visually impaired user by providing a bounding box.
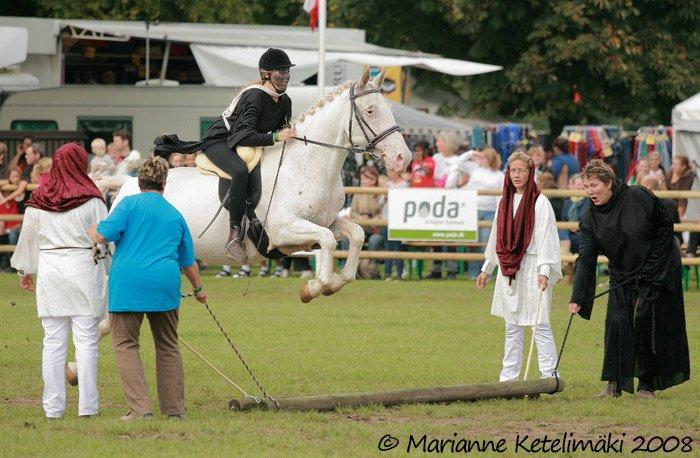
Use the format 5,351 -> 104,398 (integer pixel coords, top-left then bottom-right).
228,378 -> 565,412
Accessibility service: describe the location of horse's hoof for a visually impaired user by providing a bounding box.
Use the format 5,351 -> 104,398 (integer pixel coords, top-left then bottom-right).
322,286 -> 334,296
65,362 -> 78,386
300,282 -> 314,303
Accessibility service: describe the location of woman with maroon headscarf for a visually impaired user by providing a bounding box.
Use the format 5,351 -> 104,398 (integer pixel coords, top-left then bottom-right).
11,143 -> 108,419
476,151 -> 562,382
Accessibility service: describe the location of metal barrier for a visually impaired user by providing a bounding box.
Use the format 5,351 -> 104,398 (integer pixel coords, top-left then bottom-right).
0,131 -> 86,163
1,187 -> 698,271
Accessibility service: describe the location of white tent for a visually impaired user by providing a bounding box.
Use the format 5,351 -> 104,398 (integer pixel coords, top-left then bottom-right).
190,45 -> 502,86
0,26 -> 39,93
672,92 -> 700,220
58,19 -> 500,85
0,26 -> 28,68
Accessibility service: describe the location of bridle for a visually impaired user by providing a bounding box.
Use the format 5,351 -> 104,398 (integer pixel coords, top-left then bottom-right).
293,84 -> 402,162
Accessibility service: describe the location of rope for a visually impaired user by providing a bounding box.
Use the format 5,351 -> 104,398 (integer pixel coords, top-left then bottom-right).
200,299 -> 279,408
523,290 -> 543,380
91,243 -> 111,265
550,275 -> 640,394
178,336 -> 259,403
199,188 -> 230,239
243,140 -> 287,298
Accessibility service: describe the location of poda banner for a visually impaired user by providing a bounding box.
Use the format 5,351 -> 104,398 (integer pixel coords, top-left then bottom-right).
387,188 -> 478,242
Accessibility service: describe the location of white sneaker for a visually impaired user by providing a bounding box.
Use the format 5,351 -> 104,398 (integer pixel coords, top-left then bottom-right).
232,269 -> 251,278
259,268 -> 270,277
215,269 -> 232,278
271,266 -> 284,278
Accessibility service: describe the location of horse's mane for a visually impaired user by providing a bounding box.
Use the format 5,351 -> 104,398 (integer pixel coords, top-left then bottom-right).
291,80 -> 355,126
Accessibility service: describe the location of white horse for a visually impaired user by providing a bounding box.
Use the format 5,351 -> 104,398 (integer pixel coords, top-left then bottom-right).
108,67 -> 411,302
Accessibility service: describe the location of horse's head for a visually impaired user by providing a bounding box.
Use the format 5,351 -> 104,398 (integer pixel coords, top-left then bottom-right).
349,66 -> 412,172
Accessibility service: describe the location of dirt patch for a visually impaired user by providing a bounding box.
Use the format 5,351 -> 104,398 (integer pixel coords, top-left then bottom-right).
116,431 -> 193,441
2,397 -> 41,406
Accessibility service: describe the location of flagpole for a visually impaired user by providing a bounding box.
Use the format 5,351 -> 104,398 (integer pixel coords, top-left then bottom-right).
317,0 -> 326,98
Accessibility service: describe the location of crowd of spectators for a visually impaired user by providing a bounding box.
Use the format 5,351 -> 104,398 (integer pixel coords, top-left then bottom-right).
330,133 -> 699,281
0,130 -> 698,278
0,129 -> 148,271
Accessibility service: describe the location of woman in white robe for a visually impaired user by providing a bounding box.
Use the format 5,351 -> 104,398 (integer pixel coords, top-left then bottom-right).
476,151 -> 562,382
11,143 -> 108,419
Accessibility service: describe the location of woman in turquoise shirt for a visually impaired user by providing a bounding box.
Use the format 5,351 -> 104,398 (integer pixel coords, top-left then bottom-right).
88,156 -> 206,421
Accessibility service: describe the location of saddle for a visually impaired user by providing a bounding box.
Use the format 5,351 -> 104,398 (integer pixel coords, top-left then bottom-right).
195,153 -> 231,180
194,152 -> 285,260
194,147 -> 263,178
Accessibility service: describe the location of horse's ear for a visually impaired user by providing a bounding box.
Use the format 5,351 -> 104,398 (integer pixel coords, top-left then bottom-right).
358,65 -> 371,89
371,68 -> 386,88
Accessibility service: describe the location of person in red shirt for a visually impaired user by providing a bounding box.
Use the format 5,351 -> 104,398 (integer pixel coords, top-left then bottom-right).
410,140 -> 435,188
0,190 -> 20,272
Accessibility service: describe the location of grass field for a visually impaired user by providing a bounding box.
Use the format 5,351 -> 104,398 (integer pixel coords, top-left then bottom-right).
0,271 -> 698,456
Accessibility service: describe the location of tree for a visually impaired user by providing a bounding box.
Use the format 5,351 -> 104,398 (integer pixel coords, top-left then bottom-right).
329,0 -> 699,132
35,0 -> 256,24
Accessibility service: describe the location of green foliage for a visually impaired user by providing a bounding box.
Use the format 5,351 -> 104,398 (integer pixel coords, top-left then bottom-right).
330,0 -> 699,130
35,0 -> 256,23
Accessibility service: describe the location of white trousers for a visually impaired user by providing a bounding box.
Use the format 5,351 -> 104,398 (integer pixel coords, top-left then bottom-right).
41,316 -> 100,418
499,322 -> 558,382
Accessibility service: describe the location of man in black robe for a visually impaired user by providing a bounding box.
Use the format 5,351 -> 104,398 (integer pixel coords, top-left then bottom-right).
569,160 -> 690,398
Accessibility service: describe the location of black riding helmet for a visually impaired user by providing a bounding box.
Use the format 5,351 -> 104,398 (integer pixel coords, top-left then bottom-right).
258,48 -> 295,71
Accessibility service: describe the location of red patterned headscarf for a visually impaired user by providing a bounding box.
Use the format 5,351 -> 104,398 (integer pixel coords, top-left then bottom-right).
25,143 -> 105,212
496,162 -> 540,283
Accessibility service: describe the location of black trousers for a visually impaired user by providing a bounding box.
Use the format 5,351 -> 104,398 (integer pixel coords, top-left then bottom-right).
282,256 -> 311,270
687,232 -> 699,257
205,141 -> 261,228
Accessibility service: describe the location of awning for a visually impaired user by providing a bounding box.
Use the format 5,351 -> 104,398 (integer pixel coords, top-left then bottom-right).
62,19 -> 410,53
388,101 -> 474,137
191,45 -> 502,86
0,70 -> 41,91
285,85 -> 479,136
0,26 -> 29,68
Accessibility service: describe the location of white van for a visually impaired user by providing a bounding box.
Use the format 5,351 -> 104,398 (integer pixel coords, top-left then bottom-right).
0,85 -> 321,154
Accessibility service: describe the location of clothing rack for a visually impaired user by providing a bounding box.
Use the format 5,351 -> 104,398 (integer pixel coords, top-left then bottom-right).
485,123 -> 533,168
633,126 -> 672,170
559,125 -> 633,180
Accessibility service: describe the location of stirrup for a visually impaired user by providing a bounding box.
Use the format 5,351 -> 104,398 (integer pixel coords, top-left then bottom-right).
224,240 -> 247,264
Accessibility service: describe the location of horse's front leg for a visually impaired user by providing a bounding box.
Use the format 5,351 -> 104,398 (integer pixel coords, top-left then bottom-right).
322,217 -> 364,295
271,218 -> 337,303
